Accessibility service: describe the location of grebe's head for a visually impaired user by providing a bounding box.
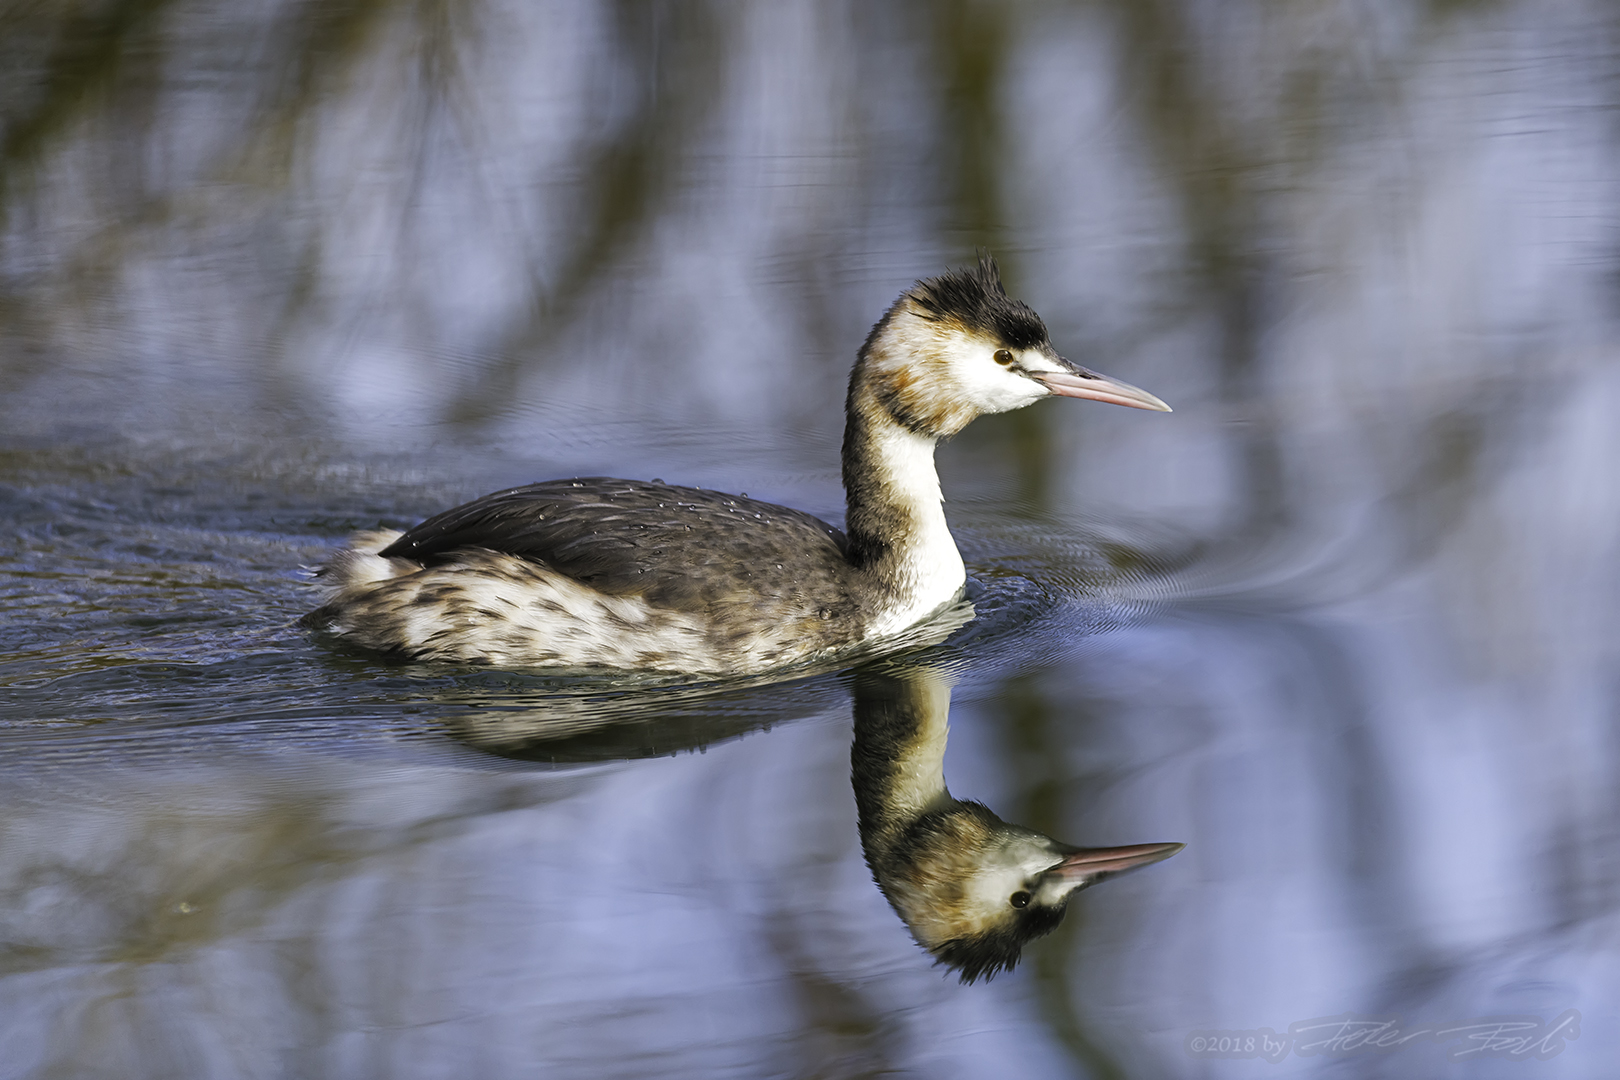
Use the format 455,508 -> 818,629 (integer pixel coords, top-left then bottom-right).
856,254 -> 1170,438
876,801 -> 1183,983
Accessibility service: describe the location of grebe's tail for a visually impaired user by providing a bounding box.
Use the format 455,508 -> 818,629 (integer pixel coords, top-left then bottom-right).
309,530 -> 414,598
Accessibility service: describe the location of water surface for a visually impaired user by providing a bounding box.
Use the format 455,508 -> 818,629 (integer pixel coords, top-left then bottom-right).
4,2 -> 1619,1077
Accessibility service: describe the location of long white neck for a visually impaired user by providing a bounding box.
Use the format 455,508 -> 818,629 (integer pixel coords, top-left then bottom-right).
842,385 -> 967,635
851,665 -> 956,853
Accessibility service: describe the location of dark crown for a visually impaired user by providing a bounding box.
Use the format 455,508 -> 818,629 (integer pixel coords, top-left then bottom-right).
931,903 -> 1068,984
906,253 -> 1050,350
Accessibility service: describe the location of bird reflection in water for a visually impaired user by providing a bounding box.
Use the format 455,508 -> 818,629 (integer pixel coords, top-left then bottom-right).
852,663 -> 1182,983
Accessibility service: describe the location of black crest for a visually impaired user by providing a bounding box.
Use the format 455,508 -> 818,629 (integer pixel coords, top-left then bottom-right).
931,903 -> 1069,984
907,253 -> 1049,350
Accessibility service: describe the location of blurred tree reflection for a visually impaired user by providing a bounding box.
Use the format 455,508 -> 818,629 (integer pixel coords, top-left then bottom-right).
6,5 -> 1620,1077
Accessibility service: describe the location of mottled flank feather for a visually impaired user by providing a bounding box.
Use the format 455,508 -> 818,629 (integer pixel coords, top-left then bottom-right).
306,480 -> 876,673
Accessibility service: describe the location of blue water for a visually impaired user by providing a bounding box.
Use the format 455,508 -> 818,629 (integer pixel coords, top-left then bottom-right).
3,3 -> 1618,1077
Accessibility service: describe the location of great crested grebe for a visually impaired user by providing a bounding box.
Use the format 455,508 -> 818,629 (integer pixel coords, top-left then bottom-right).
306,255 -> 1169,672
853,664 -> 1182,982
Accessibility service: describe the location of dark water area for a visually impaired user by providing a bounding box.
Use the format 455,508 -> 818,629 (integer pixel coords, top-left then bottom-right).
4,2 -> 1620,1077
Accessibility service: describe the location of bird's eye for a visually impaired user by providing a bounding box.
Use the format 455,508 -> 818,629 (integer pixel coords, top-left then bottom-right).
1009,890 -> 1031,909
993,349 -> 1015,366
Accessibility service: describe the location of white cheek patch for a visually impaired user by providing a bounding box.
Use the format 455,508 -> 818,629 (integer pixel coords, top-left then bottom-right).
959,865 -> 1031,926
935,336 -> 1049,415
954,841 -> 1068,928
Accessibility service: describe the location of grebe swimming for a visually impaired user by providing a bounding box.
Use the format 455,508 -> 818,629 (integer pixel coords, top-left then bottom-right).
306,255 -> 1170,672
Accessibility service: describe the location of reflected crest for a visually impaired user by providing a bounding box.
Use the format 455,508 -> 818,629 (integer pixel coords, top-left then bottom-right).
852,664 -> 1182,983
